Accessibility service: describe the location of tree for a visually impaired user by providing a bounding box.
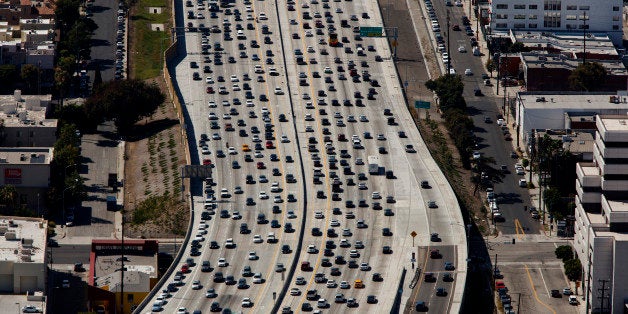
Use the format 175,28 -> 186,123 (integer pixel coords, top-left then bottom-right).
84,79 -> 165,133
425,74 -> 465,112
20,64 -> 40,93
568,62 -> 607,92
485,59 -> 495,77
564,259 -> 582,282
508,42 -> 526,53
0,65 -> 18,93
0,185 -> 18,214
543,187 -> 562,217
555,245 -> 574,261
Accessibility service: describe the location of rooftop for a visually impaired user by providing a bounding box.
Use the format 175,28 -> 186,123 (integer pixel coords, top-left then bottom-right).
537,129 -> 595,153
95,270 -> 151,293
598,115 -> 628,132
0,90 -> 55,128
521,53 -> 627,75
518,92 -> 628,109
512,31 -> 618,56
0,216 -> 47,264
0,147 -> 52,165
607,199 -> 628,212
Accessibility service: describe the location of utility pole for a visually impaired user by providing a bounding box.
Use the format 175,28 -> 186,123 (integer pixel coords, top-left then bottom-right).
495,53 -> 500,95
446,10 -> 451,74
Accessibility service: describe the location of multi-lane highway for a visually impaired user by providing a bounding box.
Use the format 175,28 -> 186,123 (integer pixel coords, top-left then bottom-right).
139,0 -> 467,312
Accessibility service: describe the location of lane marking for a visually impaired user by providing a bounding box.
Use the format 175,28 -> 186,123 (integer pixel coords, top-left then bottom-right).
524,264 -> 557,314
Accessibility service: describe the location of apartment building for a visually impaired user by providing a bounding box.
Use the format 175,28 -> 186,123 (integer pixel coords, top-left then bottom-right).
489,0 -> 623,46
574,115 -> 628,313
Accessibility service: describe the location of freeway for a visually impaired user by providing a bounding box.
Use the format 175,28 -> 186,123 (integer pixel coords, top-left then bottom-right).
422,0 -> 538,235
139,0 -> 467,312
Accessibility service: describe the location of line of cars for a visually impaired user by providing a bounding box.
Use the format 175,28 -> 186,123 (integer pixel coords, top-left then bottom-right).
114,4 -> 127,80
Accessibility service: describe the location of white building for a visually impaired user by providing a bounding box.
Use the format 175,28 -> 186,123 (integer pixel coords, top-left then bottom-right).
0,216 -> 47,293
574,115 -> 628,313
514,92 -> 628,150
489,0 -> 623,45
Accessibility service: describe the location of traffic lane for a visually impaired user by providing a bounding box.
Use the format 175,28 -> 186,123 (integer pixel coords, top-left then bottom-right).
413,245 -> 456,312
466,97 -> 539,235
88,0 -> 117,82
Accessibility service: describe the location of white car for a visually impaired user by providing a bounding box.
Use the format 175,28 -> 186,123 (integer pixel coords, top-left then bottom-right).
302,93 -> 311,100
218,258 -> 227,267
192,280 -> 202,290
340,281 -> 350,289
274,87 -> 284,95
372,192 -> 381,199
253,234 -> 263,243
290,288 -> 301,296
458,45 -> 466,53
208,100 -> 216,108
326,279 -> 337,288
360,262 -> 370,271
281,135 -> 290,143
248,251 -> 258,260
259,191 -> 269,199
271,182 -> 281,192
176,308 -> 188,314
314,211 -> 324,219
258,12 -> 267,20
464,68 -> 473,76
472,151 -> 481,159
307,244 -> 318,253
242,297 -> 253,307
273,196 -> 282,203
230,75 -> 239,82
330,219 -> 340,227
253,273 -> 263,283
228,147 -> 237,155
349,250 -> 359,258
206,77 -> 214,83
232,211 -> 242,219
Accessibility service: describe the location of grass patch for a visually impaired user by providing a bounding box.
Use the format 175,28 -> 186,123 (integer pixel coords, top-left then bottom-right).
131,194 -> 176,224
131,0 -> 171,79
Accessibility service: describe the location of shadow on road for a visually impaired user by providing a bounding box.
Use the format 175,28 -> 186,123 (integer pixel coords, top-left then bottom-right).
91,38 -> 111,47
124,118 -> 180,142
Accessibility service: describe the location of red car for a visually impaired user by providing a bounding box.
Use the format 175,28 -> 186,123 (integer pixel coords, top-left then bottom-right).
256,162 -> 265,169
202,159 -> 212,165
181,264 -> 189,273
206,86 -> 214,94
265,141 -> 273,148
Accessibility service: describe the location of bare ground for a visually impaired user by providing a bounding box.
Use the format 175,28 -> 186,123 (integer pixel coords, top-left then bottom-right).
123,76 -> 190,238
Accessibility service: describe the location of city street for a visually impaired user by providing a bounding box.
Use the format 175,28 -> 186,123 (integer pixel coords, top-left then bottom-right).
489,238 -> 579,314
88,0 -> 119,82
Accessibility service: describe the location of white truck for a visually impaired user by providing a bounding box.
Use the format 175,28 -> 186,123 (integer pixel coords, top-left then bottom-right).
368,156 -> 380,175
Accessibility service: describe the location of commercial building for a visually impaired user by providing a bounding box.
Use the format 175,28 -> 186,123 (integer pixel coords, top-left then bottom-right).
573,115 -> 628,313
514,92 -> 628,149
0,216 -> 47,293
488,0 -> 623,46
88,239 -> 159,314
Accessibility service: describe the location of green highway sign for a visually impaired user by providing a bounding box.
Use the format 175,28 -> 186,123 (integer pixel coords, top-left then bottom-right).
359,26 -> 383,37
415,100 -> 430,109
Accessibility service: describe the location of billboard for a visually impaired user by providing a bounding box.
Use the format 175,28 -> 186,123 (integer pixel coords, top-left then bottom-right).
4,168 -> 22,184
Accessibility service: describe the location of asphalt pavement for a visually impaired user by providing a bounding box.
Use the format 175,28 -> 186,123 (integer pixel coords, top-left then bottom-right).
423,0 -> 539,235
140,0 -> 466,310
88,0 -> 118,82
